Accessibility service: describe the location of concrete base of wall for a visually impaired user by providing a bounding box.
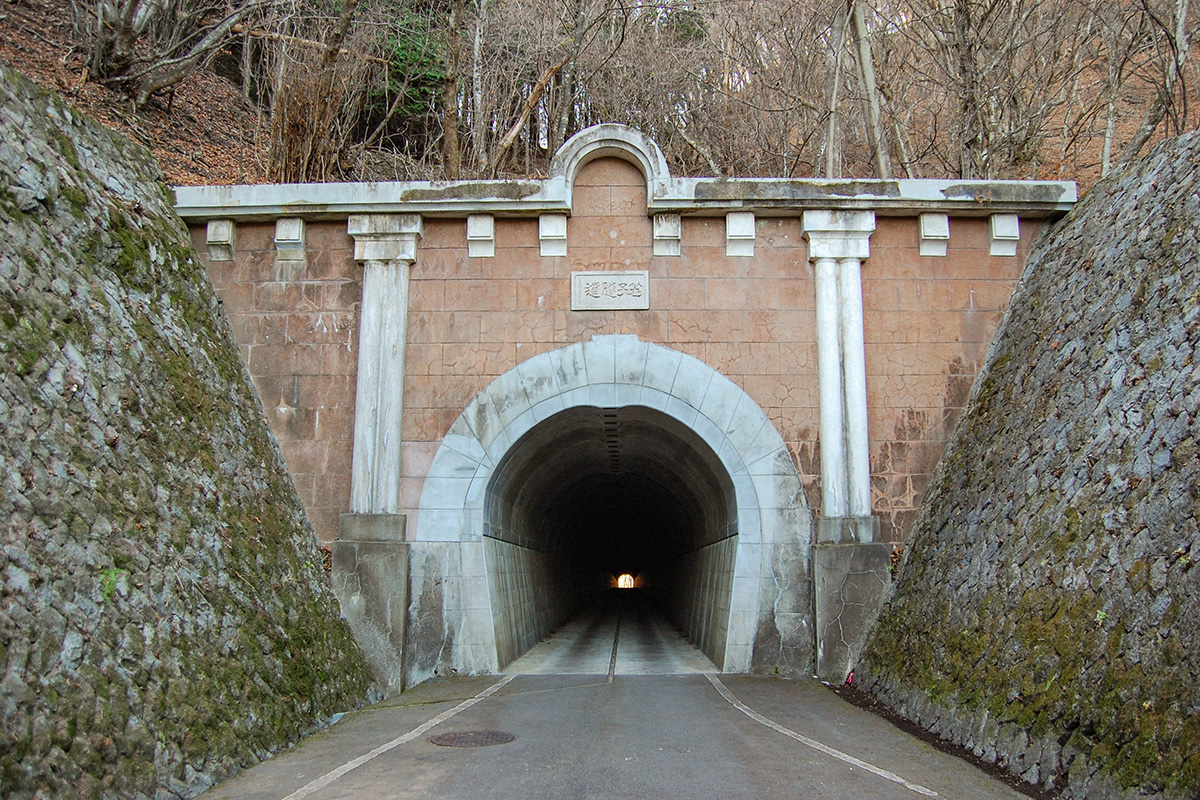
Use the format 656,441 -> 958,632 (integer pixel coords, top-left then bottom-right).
333,514 -> 409,696
813,517 -> 890,682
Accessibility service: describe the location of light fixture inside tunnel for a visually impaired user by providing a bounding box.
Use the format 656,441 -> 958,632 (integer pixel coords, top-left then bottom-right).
617,574 -> 635,589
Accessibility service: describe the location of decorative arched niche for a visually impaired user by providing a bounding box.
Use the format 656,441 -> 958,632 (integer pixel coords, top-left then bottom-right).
548,124 -> 673,211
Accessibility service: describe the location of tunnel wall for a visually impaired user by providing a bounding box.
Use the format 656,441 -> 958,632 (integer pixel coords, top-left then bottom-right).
406,335 -> 813,686
483,403 -> 740,671
484,538 -> 583,670
649,535 -> 738,669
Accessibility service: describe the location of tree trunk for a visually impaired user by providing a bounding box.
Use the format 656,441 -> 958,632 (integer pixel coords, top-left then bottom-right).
554,0 -> 588,153
851,1 -> 891,179
822,3 -> 850,178
134,4 -> 263,107
443,0 -> 464,179
471,0 -> 488,170
954,0 -> 985,179
488,53 -> 571,174
241,29 -> 253,101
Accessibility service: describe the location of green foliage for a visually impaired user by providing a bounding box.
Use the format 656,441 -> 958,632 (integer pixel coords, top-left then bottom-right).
98,567 -> 127,602
363,10 -> 446,145
666,7 -> 707,42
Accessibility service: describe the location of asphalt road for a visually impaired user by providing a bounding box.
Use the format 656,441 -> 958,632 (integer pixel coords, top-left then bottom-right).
505,590 -> 718,676
199,593 -> 1025,800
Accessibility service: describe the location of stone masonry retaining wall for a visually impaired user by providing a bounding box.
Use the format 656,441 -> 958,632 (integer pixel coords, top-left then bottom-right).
858,133 -> 1200,799
0,66 -> 373,799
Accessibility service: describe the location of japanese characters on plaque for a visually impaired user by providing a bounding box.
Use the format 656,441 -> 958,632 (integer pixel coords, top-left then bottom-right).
570,271 -> 650,311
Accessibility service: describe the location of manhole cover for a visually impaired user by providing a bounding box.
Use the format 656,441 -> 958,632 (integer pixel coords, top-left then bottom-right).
428,730 -> 516,748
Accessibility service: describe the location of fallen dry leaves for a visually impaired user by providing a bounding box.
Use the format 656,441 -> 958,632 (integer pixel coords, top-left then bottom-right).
0,0 -> 271,186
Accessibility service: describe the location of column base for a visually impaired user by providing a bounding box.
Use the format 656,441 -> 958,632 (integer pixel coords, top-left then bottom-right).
813,517 -> 891,683
333,514 -> 409,696
815,515 -> 879,543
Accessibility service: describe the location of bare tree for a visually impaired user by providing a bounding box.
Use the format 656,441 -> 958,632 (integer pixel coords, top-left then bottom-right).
268,0 -> 376,181
822,3 -> 852,177
123,0 -> 1194,186
73,0 -> 272,107
442,0 -> 466,179
470,0 -> 489,170
1119,0 -> 1193,165
852,1 -> 892,178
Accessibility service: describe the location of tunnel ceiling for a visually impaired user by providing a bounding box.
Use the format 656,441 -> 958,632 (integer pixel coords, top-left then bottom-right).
485,406 -> 737,575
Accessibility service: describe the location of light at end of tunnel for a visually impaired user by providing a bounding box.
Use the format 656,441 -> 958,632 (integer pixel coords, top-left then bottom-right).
617,574 -> 634,589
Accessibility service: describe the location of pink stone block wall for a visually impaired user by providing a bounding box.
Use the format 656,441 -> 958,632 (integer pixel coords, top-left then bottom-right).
194,157 -> 1044,545
864,216 -> 1041,540
192,222 -> 360,543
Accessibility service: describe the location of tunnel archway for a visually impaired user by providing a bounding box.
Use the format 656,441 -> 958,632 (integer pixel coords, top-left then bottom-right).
409,335 -> 813,685
484,405 -> 737,669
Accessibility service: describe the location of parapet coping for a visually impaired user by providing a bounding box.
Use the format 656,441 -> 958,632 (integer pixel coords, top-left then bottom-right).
174,124 -> 1076,221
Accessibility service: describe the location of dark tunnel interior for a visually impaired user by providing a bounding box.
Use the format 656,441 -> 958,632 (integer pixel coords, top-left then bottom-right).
484,406 -> 738,669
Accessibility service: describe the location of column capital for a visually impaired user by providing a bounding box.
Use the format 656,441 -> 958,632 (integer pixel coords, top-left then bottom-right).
801,210 -> 875,261
347,213 -> 422,264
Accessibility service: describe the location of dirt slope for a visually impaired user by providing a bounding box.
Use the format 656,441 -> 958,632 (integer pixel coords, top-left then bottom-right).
0,0 -> 269,186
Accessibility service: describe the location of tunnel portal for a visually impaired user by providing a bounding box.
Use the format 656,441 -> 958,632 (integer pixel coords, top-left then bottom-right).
405,335 -> 816,686
484,406 -> 737,670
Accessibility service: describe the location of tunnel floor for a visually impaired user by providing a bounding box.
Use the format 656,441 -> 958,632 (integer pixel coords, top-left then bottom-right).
504,590 -> 718,676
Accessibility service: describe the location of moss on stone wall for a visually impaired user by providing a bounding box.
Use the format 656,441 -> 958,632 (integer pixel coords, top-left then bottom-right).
0,65 -> 373,799
858,133 -> 1200,800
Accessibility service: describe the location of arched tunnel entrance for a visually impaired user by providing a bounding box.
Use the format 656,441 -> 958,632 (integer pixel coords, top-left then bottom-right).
407,336 -> 815,686
484,406 -> 737,670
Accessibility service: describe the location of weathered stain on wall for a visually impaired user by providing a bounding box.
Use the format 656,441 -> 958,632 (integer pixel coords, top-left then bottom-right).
857,132 -> 1200,799
0,66 -> 372,799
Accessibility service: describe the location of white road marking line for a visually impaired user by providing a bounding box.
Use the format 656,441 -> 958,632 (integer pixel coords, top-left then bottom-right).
608,596 -> 623,683
281,673 -> 519,800
704,673 -> 939,798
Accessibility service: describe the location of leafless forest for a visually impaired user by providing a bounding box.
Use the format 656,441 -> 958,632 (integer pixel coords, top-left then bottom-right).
70,0 -> 1198,186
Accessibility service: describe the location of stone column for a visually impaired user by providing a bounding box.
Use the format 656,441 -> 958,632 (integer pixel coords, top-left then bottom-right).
339,213 -> 421,696
838,255 -> 872,517
802,210 -> 888,684
802,209 -> 876,531
346,213 -> 422,514
813,256 -> 847,517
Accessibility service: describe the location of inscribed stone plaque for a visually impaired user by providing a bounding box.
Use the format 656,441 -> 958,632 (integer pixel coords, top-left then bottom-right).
571,271 -> 650,311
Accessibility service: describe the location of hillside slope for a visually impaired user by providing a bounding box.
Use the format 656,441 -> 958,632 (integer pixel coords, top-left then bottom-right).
0,0 -> 268,185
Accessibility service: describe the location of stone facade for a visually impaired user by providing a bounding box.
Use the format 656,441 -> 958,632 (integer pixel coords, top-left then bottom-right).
190,159 -> 1058,548
0,66 -> 372,798
188,221 -> 361,546
178,125 -> 1074,685
857,133 -> 1200,799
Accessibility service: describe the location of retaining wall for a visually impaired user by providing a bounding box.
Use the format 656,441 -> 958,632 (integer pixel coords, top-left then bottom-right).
0,66 -> 373,799
858,133 -> 1200,799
